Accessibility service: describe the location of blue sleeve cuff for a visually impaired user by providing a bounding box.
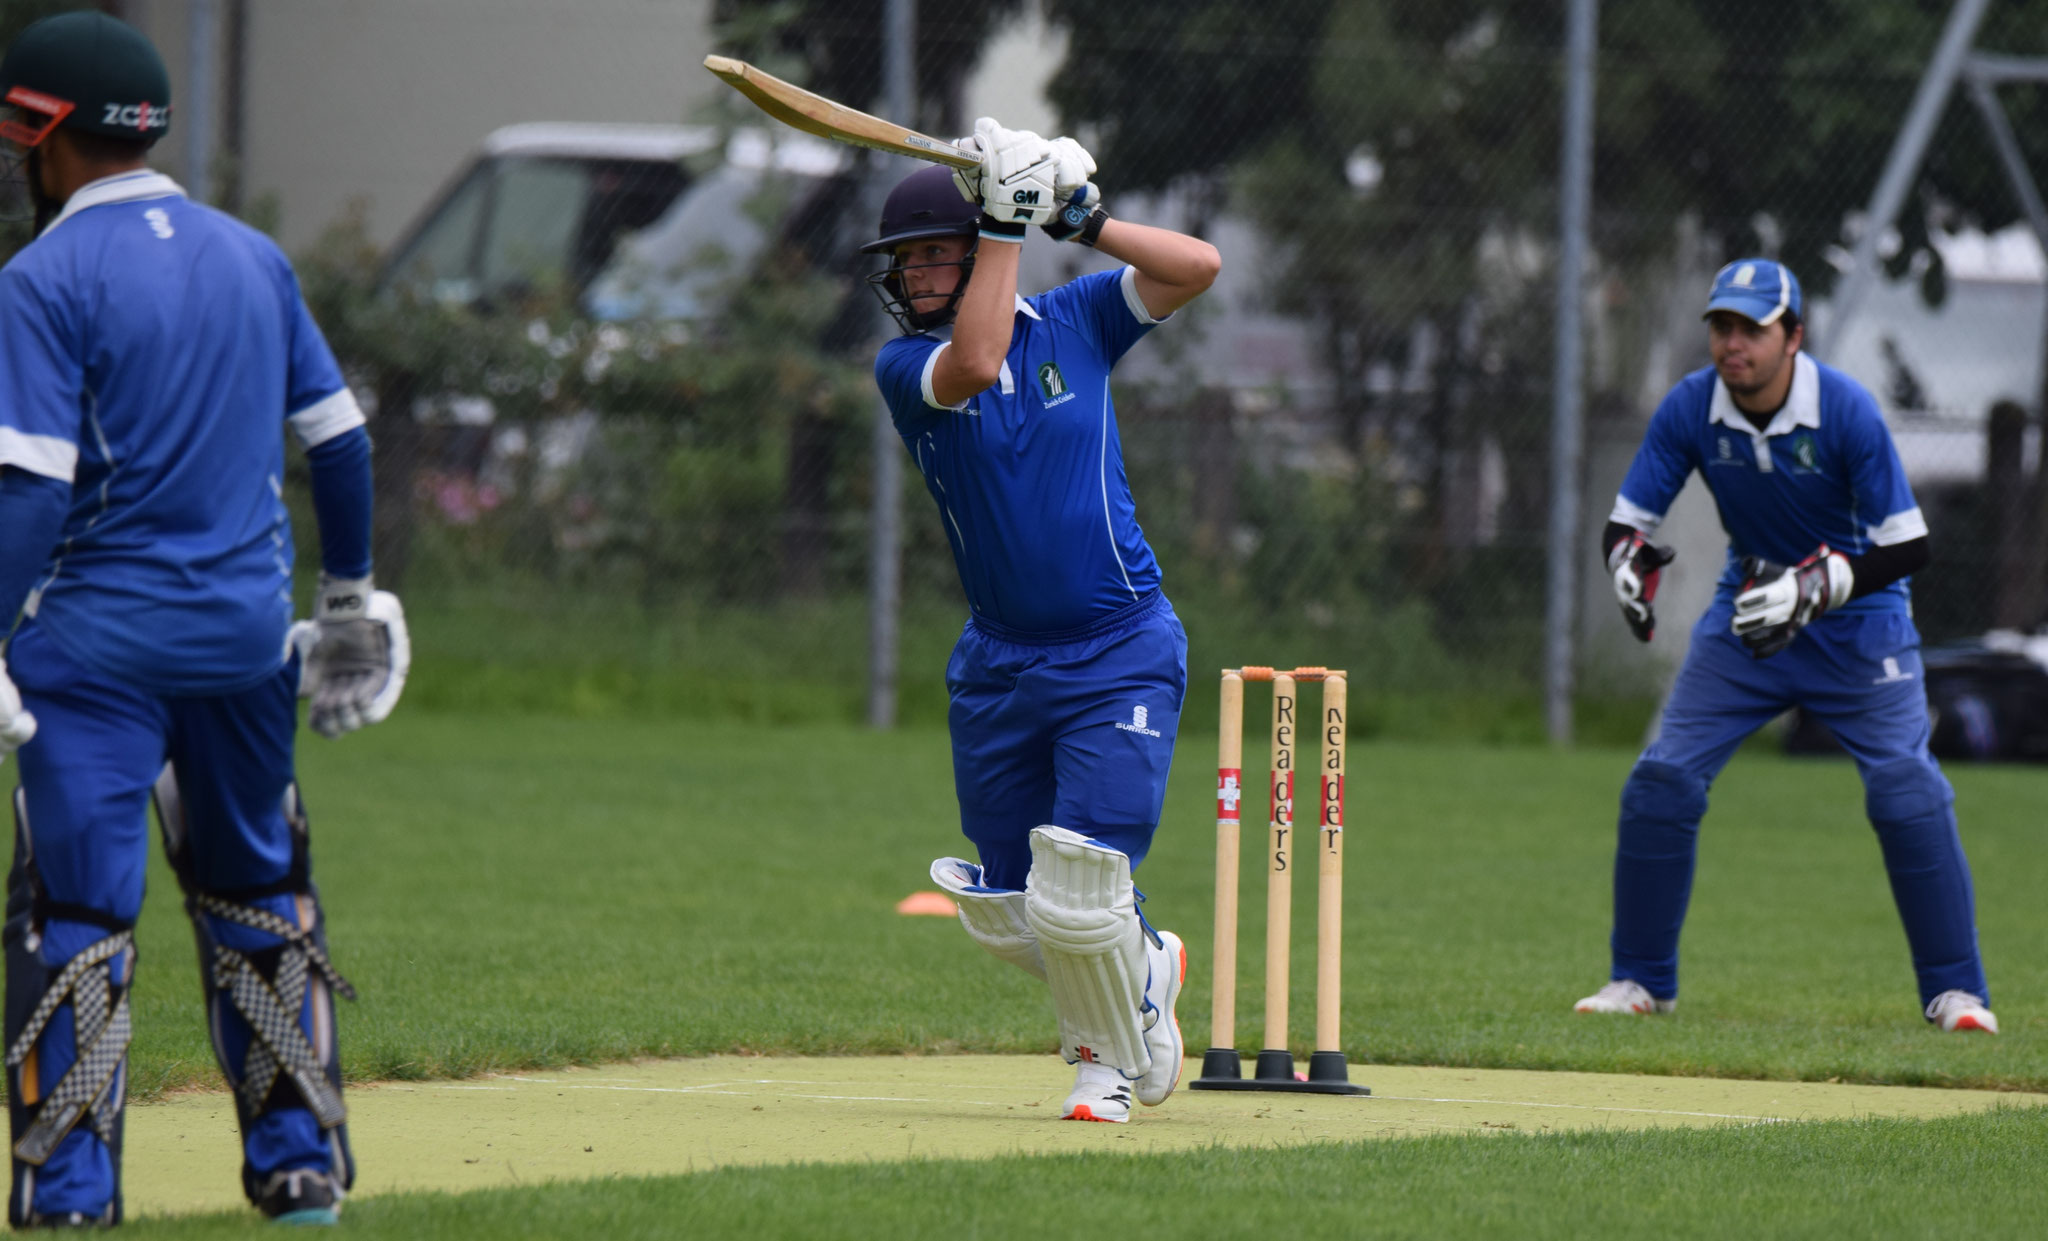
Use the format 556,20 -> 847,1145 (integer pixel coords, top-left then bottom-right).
305,426 -> 374,580
0,466 -> 70,627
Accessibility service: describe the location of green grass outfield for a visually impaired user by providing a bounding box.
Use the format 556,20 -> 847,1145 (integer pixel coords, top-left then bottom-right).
122,1109 -> 2048,1239
9,712 -> 2044,1235
104,714 -> 2046,1096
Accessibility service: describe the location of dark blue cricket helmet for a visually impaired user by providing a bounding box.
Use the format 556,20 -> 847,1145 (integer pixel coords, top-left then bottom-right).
861,164 -> 980,333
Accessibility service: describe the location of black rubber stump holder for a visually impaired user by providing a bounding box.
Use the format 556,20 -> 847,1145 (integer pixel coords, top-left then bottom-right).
1188,1047 -> 1370,1095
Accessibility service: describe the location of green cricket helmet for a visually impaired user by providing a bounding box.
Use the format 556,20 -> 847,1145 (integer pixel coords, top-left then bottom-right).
0,10 -> 173,150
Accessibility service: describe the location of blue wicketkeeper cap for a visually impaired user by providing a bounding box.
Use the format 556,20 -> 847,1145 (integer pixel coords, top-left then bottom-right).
1703,258 -> 1802,326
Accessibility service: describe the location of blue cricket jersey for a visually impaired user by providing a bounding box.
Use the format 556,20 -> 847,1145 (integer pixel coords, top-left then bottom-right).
0,171 -> 365,694
875,266 -> 1167,635
1611,352 -> 1925,617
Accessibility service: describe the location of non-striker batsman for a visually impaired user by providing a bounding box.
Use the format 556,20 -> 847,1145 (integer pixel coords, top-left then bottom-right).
0,11 -> 409,1225
865,121 -> 1220,1121
1576,259 -> 1994,1034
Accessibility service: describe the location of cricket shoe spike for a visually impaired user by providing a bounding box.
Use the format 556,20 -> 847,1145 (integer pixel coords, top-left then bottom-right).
1062,1060 -> 1134,1123
1925,990 -> 1998,1034
1573,979 -> 1675,1014
1133,930 -> 1186,1107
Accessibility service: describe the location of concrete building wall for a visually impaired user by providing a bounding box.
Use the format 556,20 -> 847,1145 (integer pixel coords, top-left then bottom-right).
125,0 -> 715,251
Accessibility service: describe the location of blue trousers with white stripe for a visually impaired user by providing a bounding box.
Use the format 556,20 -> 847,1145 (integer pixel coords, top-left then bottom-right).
1608,603 -> 1987,1009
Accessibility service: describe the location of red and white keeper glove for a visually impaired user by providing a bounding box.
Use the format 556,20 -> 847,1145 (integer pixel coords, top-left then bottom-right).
1731,547 -> 1852,659
1607,530 -> 1676,643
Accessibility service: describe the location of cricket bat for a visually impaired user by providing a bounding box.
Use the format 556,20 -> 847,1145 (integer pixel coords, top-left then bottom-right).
702,55 -> 977,171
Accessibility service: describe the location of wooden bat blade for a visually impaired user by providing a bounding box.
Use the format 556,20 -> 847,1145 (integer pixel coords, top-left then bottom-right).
702,55 -> 978,170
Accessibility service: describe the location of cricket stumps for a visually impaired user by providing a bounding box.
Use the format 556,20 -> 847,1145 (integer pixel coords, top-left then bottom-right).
1191,666 -> 1368,1096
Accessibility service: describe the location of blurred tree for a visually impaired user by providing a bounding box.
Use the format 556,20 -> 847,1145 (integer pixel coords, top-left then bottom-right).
1044,0 -> 2048,622
712,0 -> 1023,134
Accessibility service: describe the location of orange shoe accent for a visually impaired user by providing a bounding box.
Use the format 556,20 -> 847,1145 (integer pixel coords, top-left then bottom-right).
894,891 -> 958,916
1066,1105 -> 1119,1123
1954,1014 -> 1987,1031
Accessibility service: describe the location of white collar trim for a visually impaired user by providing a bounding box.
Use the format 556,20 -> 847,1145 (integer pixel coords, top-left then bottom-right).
1015,294 -> 1041,321
44,169 -> 186,236
1708,351 -> 1820,437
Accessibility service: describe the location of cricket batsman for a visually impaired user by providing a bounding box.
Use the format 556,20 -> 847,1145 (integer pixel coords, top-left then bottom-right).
0,11 -> 409,1224
1576,259 -> 1995,1034
865,121 -> 1220,1121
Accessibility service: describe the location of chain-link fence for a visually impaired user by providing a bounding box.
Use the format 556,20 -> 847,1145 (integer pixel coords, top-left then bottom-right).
10,1 -> 2048,743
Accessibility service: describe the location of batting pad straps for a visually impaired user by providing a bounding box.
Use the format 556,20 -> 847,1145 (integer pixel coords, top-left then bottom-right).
196,894 -> 355,1129
6,932 -> 134,1166
1025,827 -> 1154,1078
930,858 -> 1045,980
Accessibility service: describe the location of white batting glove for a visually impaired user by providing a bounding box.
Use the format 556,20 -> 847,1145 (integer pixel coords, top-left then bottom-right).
962,118 -> 1058,227
1047,136 -> 1096,205
950,135 -> 987,206
0,653 -> 34,768
295,575 -> 412,738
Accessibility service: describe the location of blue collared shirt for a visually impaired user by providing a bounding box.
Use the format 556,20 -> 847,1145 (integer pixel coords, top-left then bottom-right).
875,267 -> 1168,635
0,171 -> 365,693
1612,352 -> 1925,615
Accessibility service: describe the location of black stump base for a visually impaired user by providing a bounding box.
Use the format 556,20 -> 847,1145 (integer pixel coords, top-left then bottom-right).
1187,1047 -> 1370,1095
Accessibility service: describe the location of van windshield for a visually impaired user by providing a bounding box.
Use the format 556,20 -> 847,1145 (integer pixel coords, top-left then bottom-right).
383,155 -> 692,308
585,164 -> 781,322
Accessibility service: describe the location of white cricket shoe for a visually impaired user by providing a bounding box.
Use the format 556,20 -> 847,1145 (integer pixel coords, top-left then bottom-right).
1062,1060 -> 1134,1123
1925,990 -> 1998,1033
1573,979 -> 1675,1015
1134,930 -> 1186,1107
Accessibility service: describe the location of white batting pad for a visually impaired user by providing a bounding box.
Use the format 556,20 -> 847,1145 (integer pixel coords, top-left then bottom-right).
929,858 -> 1045,980
1024,826 -> 1153,1078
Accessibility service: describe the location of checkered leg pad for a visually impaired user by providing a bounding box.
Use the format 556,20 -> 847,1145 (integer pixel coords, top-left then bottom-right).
4,933 -> 135,1167
196,895 -> 354,1130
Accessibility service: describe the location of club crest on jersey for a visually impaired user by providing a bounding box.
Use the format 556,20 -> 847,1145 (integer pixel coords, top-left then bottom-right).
1038,361 -> 1076,407
1790,433 -> 1819,472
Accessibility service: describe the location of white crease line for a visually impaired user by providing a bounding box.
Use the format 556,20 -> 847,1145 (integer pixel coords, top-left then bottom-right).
448,1078 -> 1780,1122
1366,1095 -> 1785,1122
782,1093 -> 1008,1107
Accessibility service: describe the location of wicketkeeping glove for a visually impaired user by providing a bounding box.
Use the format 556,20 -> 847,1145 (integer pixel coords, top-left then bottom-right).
1731,546 -> 1851,659
1608,530 -> 1677,643
0,653 -> 35,768
292,574 -> 412,738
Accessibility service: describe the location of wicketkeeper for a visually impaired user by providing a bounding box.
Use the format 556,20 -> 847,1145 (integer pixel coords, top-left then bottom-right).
0,12 -> 409,1225
865,121 -> 1221,1121
1577,259 -> 1995,1034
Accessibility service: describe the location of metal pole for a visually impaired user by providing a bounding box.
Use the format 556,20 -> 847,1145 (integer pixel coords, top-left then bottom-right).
184,0 -> 219,203
1965,72 -> 2048,253
867,0 -> 915,729
1545,0 -> 1598,746
1820,0 -> 1991,359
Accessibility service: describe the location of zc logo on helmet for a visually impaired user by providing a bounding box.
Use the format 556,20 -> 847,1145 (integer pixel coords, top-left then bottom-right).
102,101 -> 171,132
